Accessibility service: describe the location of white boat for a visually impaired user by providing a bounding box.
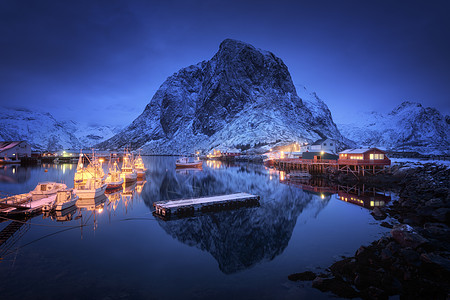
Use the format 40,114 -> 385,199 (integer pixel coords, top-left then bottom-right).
54,189 -> 79,211
75,178 -> 107,199
175,157 -> 202,168
30,182 -> 67,200
0,157 -> 20,165
105,161 -> 123,191
120,151 -> 137,184
134,153 -> 147,178
74,152 -> 106,187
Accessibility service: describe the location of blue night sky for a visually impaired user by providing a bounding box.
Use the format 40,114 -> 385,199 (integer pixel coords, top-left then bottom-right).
1,0 -> 449,127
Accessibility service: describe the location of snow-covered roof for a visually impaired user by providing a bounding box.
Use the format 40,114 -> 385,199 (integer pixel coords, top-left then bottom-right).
0,141 -> 25,153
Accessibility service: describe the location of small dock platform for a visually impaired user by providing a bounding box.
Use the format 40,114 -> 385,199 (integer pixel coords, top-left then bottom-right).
154,192 -> 260,219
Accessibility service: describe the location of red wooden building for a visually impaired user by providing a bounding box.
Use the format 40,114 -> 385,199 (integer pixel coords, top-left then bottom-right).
338,148 -> 390,175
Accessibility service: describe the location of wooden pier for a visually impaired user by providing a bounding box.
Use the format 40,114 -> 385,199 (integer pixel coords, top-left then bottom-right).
153,192 -> 260,219
275,158 -> 390,177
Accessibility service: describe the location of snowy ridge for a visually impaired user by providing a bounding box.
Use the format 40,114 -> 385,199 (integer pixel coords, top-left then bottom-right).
99,39 -> 347,154
0,107 -> 120,150
338,102 -> 450,154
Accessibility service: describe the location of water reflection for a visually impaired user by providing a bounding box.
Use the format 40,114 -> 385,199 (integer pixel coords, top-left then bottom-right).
0,179 -> 144,261
0,158 -> 392,277
337,186 -> 391,209
279,175 -> 391,210
0,165 -> 30,184
144,162 -> 329,274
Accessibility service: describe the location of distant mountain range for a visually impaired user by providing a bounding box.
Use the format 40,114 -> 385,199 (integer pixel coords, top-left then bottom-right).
1,40 -> 448,155
0,107 -> 121,151
337,102 -> 449,155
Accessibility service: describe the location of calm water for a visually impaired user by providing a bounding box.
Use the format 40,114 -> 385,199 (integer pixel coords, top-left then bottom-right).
0,157 -> 392,299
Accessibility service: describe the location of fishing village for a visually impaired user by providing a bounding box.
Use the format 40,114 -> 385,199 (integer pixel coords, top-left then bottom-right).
1,136 -> 449,298
1,2 -> 450,298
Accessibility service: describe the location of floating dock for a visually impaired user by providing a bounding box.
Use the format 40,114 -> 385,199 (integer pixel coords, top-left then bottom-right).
153,192 -> 260,219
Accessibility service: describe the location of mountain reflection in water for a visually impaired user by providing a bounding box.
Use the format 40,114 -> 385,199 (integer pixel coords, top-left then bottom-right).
143,161 -> 331,274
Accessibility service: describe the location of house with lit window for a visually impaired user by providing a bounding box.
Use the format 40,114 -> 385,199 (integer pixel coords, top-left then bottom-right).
300,138 -> 336,154
337,148 -> 390,175
0,141 -> 31,159
338,148 -> 390,166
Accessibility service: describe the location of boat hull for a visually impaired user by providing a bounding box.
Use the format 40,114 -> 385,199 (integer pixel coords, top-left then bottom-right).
106,179 -> 124,191
55,196 -> 79,211
75,184 -> 107,199
175,162 -> 203,169
121,172 -> 137,183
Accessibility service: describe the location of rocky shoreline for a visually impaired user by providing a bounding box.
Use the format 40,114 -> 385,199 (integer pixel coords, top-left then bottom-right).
289,163 -> 450,299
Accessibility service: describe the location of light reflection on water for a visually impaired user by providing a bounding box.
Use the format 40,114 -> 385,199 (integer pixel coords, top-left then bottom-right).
0,157 -> 392,299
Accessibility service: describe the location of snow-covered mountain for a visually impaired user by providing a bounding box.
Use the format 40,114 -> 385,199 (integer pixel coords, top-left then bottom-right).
0,107 -> 120,151
338,102 -> 450,154
99,39 -> 347,154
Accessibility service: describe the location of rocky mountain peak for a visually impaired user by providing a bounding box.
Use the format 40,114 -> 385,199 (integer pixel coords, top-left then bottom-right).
99,39 -> 346,154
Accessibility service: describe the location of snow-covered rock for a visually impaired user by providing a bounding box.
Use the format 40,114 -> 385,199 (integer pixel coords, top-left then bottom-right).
0,107 -> 120,150
338,102 -> 450,154
99,39 -> 347,154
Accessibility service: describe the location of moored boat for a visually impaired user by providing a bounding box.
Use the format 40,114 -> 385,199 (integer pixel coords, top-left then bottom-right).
0,157 -> 21,165
105,161 -> 123,191
30,182 -> 67,200
134,152 -> 147,178
54,189 -> 79,211
74,151 -> 106,187
120,151 -> 137,184
175,157 -> 202,169
75,178 -> 107,199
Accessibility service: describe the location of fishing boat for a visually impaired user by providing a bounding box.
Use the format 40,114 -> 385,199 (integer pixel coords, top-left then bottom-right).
134,152 -> 147,178
0,157 -> 20,165
120,151 -> 137,184
30,182 -> 67,200
75,177 -> 107,199
0,183 -> 66,215
54,189 -> 79,211
175,157 -> 202,169
74,152 -> 106,187
105,161 -> 123,191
